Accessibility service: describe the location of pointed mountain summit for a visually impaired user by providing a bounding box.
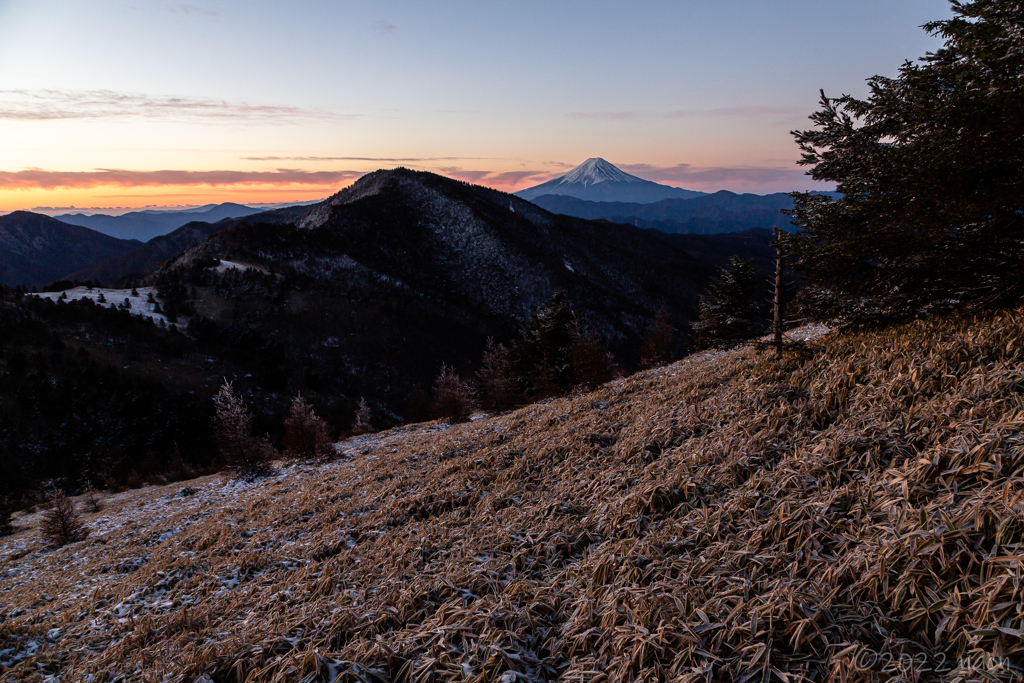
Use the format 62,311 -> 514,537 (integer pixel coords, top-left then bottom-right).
515,158 -> 705,204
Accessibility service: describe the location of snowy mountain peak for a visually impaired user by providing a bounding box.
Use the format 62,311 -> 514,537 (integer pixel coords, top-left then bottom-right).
514,158 -> 705,204
560,158 -> 642,187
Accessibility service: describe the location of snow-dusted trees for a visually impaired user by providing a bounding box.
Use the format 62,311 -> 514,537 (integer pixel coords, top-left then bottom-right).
350,398 -> 376,436
212,380 -> 274,478
283,393 -> 333,459
475,338 -> 518,411
433,365 -> 477,423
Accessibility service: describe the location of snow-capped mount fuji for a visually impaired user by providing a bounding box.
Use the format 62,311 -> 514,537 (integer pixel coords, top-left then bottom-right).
515,158 -> 705,203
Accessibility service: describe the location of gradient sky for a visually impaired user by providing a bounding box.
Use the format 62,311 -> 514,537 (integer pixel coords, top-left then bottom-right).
0,0 -> 952,214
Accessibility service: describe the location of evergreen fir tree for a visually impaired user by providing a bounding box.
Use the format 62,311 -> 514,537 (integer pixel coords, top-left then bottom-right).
693,256 -> 765,344
508,291 -> 576,396
784,0 -> 1024,323
41,492 -> 88,547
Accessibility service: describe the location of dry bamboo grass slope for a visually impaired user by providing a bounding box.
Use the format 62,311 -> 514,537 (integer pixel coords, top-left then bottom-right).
2,314 -> 1024,682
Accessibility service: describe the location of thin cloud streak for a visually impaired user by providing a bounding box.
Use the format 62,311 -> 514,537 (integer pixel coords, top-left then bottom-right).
620,162 -> 805,185
0,168 -> 365,190
566,111 -> 641,121
241,156 -> 487,162
439,167 -> 554,187
0,90 -> 354,122
168,4 -> 220,17
668,104 -> 809,120
565,105 -> 807,123
371,20 -> 397,35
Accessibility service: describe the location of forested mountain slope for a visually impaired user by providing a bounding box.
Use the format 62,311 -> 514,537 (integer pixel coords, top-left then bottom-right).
144,169 -> 748,414
0,212 -> 141,287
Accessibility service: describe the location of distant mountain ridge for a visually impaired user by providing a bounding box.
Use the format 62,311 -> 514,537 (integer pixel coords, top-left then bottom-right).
515,158 -> 705,203
530,190 -> 808,235
56,202 -> 265,241
142,168 -> 766,415
67,203 -> 309,285
0,212 -> 142,287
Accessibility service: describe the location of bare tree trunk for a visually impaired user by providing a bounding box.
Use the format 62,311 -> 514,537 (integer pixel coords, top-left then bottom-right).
773,227 -> 784,354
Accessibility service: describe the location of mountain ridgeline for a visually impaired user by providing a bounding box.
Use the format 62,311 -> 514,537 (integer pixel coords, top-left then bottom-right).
0,212 -> 142,287
147,169 -> 754,410
531,190 -> 802,235
56,203 -> 266,242
66,204 -> 310,285
0,168 -> 782,498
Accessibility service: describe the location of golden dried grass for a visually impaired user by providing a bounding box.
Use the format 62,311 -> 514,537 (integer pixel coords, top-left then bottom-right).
1,312 -> 1023,682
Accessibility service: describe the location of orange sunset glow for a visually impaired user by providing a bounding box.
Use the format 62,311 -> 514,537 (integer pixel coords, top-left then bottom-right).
1,1 -> 949,215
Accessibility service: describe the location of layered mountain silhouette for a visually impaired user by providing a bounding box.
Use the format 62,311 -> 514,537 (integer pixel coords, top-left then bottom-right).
0,169 -> 780,496
143,168 -> 771,415
531,190 -> 803,234
0,212 -> 142,287
56,202 -> 267,241
515,158 -> 704,203
67,204 -> 309,285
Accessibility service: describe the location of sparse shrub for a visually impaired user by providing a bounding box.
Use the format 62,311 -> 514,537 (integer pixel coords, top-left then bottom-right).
41,492 -> 88,547
97,292 -> 106,303
0,497 -> 14,537
213,380 -> 275,478
350,398 -> 376,436
433,365 -> 477,423
569,323 -> 618,390
476,338 -> 519,411
283,393 -> 333,458
403,386 -> 432,424
82,482 -> 102,513
163,454 -> 198,482
124,471 -> 144,489
639,307 -> 676,369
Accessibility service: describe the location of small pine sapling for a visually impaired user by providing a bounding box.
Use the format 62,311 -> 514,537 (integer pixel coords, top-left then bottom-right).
41,492 -> 89,547
350,398 -> 376,436
0,497 -> 14,537
433,365 -> 477,423
83,481 -> 102,513
475,338 -> 519,411
213,380 -> 275,479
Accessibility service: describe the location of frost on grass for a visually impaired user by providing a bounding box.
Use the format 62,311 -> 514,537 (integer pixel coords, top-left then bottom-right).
2,319 -> 1024,682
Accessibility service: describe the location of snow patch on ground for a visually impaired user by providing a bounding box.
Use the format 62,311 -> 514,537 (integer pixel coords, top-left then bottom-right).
211,260 -> 253,274
31,287 -> 171,324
